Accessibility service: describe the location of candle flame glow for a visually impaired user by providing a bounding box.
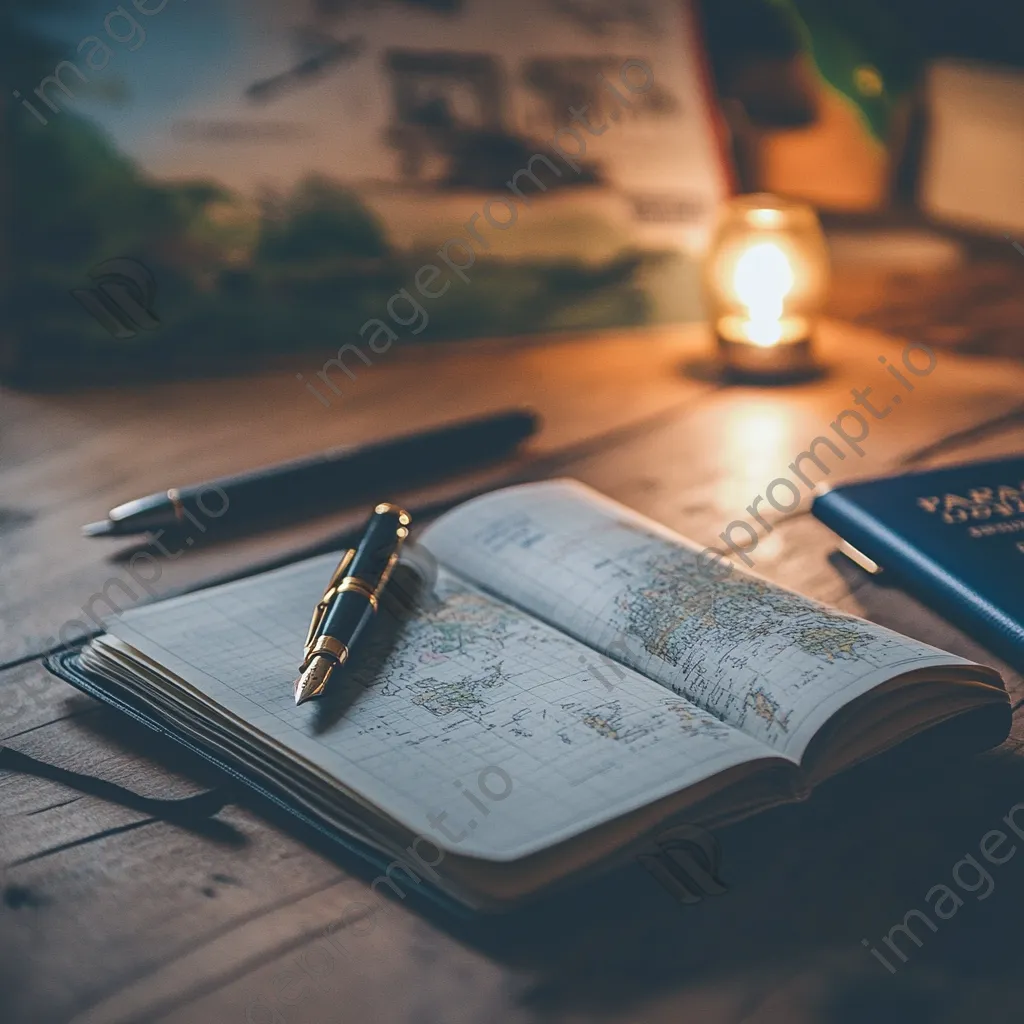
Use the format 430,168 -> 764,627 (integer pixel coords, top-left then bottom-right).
733,241 -> 794,347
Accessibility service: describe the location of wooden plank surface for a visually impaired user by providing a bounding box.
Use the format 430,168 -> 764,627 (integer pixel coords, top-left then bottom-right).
2,319 -> 1024,1024
0,327 -> 715,666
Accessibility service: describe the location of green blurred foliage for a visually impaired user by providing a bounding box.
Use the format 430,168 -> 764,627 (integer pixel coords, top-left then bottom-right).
778,0 -> 919,139
763,0 -> 1024,139
256,176 -> 391,267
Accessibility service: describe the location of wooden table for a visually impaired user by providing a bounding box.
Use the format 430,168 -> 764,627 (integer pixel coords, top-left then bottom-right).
3,303 -> 1024,1022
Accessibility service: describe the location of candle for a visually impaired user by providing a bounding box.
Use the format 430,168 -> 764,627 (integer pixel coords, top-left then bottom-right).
703,194 -> 829,380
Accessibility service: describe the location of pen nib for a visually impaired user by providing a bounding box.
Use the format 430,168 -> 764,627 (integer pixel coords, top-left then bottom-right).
294,655 -> 334,706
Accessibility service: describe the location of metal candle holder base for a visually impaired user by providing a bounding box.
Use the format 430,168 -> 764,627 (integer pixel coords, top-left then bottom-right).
717,335 -> 819,383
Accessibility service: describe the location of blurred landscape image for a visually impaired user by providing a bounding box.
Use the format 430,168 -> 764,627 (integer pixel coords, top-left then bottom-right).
4,0 -> 726,382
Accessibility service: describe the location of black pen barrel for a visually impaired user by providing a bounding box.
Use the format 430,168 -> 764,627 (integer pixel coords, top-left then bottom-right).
101,409 -> 537,535
345,505 -> 410,587
318,505 -> 408,644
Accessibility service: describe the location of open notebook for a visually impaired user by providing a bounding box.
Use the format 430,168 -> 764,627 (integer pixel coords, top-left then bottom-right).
77,480 -> 1011,910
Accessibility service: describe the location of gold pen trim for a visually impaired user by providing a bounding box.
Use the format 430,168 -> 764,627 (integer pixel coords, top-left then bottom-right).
338,576 -> 379,611
302,634 -> 349,667
374,502 -> 412,526
302,549 -> 356,658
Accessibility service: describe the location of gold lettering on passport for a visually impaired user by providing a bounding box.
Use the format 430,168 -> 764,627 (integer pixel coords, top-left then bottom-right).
917,481 -> 1024,526
968,520 -> 1024,538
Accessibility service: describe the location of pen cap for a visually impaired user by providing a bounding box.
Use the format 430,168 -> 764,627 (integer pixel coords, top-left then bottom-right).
346,503 -> 411,596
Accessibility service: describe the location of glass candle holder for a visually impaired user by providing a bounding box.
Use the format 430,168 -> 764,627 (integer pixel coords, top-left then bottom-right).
703,194 -> 830,380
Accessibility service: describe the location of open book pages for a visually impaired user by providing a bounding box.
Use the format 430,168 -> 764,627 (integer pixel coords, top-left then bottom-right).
82,479 -> 1008,906
422,481 -> 1009,779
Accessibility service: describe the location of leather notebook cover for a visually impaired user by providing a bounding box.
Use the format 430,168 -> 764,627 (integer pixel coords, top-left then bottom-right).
45,646 -> 473,921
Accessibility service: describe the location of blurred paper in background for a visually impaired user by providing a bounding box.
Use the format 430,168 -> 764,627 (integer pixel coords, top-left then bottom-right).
3,0 -> 728,381
920,61 -> 1024,236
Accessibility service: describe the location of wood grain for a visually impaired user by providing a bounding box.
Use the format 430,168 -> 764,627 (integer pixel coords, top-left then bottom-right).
0,326 -> 714,666
2,317 -> 1023,1024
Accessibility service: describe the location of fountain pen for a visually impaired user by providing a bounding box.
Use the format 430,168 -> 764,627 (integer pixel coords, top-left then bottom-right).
294,503 -> 411,706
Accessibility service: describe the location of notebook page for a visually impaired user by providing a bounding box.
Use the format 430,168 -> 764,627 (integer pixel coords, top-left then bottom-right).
104,553 -> 771,861
421,480 -> 978,759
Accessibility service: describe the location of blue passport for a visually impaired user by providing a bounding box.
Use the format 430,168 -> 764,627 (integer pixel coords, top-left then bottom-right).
813,456 -> 1024,670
